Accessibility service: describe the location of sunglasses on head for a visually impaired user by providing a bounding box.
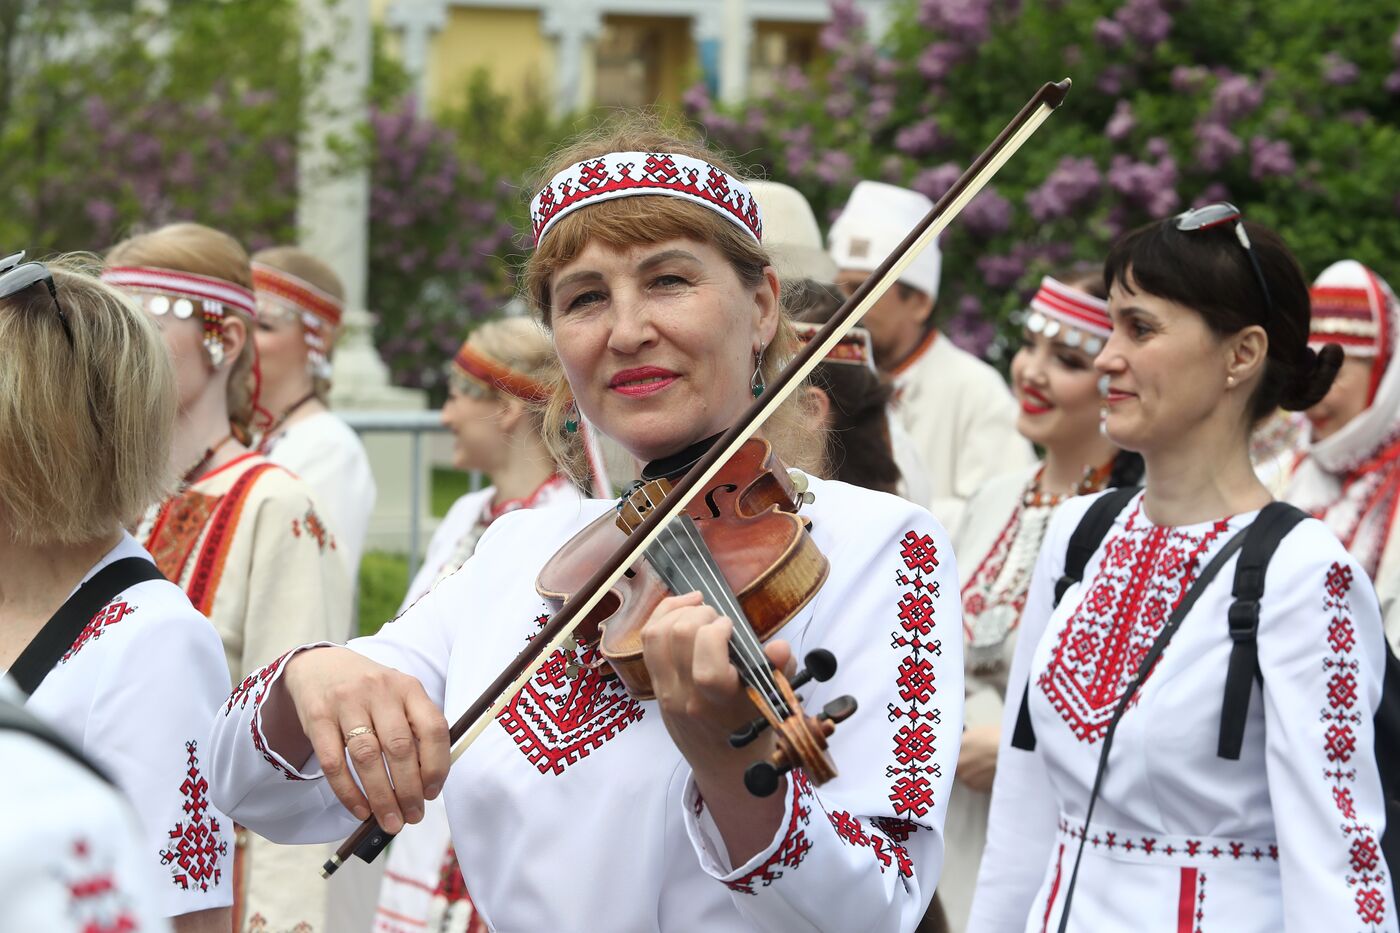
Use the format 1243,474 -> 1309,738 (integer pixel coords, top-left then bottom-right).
1173,202 -> 1274,317
0,251 -> 75,348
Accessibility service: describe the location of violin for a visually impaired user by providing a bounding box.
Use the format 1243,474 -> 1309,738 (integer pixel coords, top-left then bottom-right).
537,435 -> 856,792
322,77 -> 1072,877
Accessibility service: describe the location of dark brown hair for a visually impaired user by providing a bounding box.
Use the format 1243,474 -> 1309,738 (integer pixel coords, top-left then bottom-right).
1104,216 -> 1340,422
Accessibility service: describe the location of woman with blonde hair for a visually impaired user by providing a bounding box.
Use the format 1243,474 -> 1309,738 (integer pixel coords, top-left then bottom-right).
104,222 -> 350,933
252,246 -> 376,595
209,121 -> 963,932
374,314 -> 582,933
0,253 -> 231,932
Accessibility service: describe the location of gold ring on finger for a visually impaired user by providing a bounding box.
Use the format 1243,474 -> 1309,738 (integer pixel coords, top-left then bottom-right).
344,725 -> 375,742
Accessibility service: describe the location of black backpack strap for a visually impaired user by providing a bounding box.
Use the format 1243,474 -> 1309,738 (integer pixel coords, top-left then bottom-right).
1056,522 -> 1252,933
9,557 -> 164,697
1012,487 -> 1142,753
0,693 -> 111,784
1217,502 -> 1309,760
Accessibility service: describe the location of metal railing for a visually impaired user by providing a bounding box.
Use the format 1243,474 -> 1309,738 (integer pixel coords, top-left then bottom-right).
338,410 -> 481,579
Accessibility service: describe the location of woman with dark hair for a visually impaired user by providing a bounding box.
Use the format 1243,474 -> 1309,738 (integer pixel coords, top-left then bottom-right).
968,206 -> 1394,932
940,272 -> 1137,933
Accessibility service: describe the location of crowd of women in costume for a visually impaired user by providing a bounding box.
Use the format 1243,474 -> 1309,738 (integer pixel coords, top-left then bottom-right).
1,109 -> 1397,933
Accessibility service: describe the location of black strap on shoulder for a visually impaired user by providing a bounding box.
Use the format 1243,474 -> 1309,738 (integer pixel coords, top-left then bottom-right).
0,694 -> 111,784
9,557 -> 164,697
1011,487 -> 1142,752
1217,502 -> 1309,760
1056,523 -> 1252,933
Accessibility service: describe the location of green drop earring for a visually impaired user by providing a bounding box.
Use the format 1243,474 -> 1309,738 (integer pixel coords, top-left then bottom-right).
750,348 -> 765,398
564,400 -> 579,434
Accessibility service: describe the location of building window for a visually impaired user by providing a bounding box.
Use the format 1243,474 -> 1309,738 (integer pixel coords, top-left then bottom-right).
749,20 -> 822,97
594,15 -> 691,108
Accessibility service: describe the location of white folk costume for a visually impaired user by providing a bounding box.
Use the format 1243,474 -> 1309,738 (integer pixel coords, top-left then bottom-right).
376,473 -> 582,933
828,181 -> 1032,529
254,262 -> 376,595
135,451 -> 350,933
211,474 -> 964,933
967,489 -> 1396,933
941,280 -> 1115,933
1287,260 -> 1400,649
21,536 -> 233,921
2,676 -> 175,932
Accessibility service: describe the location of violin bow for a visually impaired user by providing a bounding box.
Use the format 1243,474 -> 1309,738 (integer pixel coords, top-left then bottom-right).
324,77 -> 1072,876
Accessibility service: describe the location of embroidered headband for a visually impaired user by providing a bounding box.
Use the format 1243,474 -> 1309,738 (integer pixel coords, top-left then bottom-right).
530,151 -> 763,247
452,341 -> 551,404
101,266 -> 257,318
252,263 -> 344,380
1310,263 -> 1394,405
791,321 -> 876,373
1024,276 -> 1111,355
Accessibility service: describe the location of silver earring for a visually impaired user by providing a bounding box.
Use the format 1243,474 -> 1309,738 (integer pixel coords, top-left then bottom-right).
750,348 -> 765,398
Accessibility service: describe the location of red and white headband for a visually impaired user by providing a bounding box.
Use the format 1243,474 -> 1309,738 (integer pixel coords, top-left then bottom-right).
452,341 -> 551,404
1309,259 -> 1395,404
253,263 -> 344,380
1025,276 -> 1111,354
792,321 -> 876,373
530,151 -> 763,247
101,266 -> 257,319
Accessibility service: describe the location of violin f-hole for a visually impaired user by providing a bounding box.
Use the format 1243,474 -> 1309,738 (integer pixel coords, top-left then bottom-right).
703,483 -> 738,519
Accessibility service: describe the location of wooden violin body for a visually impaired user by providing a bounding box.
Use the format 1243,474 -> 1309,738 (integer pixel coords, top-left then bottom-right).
536,437 -> 830,698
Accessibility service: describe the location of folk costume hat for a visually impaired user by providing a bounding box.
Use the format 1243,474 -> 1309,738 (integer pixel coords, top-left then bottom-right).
1024,276 -> 1112,356
101,265 -> 257,368
1309,259 -> 1395,406
828,181 -> 942,298
252,262 -> 344,381
791,321 -> 876,373
747,180 -> 838,284
529,152 -> 763,247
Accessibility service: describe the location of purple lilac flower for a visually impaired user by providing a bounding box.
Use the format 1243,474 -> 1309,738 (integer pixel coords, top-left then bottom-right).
1105,100 -> 1136,141
917,42 -> 964,82
1107,154 -> 1179,216
1116,0 -> 1172,45
1172,65 -> 1208,92
1393,28 -> 1400,62
1093,18 -> 1126,49
1026,156 -> 1102,223
1211,74 -> 1263,123
868,98 -> 894,124
895,118 -> 943,157
682,83 -> 710,113
1322,52 -> 1360,87
977,253 -> 1027,288
1194,122 -> 1243,172
911,162 -> 963,201
1386,71 -> 1400,96
1192,182 -> 1231,208
917,0 -> 993,45
821,0 -> 865,51
1249,137 -> 1295,180
825,93 -> 856,120
1145,137 -> 1170,160
814,151 -> 856,186
964,188 -> 1012,238
946,294 -> 995,357
1096,65 -> 1131,96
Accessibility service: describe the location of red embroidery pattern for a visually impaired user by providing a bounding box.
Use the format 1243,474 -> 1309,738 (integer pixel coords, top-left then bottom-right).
887,531 -> 944,820
59,838 -> 140,933
61,600 -> 136,664
1057,818 -> 1278,863
159,740 -> 228,892
291,506 -> 336,553
496,613 -> 645,775
225,651 -> 291,716
186,462 -> 276,614
1039,503 -> 1230,744
727,770 -> 814,894
432,846 -> 489,933
1320,563 -> 1389,927
827,809 -> 915,878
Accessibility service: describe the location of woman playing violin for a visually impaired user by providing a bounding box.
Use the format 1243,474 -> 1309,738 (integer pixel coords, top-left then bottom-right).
208,119 -> 965,933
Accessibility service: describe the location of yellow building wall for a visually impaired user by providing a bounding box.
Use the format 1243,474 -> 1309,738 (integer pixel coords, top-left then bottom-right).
426,7 -> 553,113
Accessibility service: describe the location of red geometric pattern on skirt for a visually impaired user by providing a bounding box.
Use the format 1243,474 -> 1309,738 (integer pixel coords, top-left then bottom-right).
433,846 -> 488,933
1319,562 -> 1390,927
827,809 -> 915,878
159,739 -> 228,892
726,770 -> 814,894
886,531 -> 944,820
61,599 -> 136,664
1057,817 -> 1278,862
60,838 -> 140,933
496,613 -> 645,776
1038,504 -> 1229,744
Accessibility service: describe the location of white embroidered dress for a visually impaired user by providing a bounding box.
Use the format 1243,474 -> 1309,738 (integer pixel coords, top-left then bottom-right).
968,490 -> 1395,933
889,332 -> 1034,530
21,535 -> 233,920
2,676 -> 175,933
210,475 -> 964,933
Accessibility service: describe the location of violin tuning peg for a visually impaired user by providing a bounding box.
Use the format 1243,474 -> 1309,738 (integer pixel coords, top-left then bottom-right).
565,662 -> 581,680
744,760 -> 787,798
561,634 -> 578,652
790,648 -> 838,690
788,470 -> 809,494
819,695 -> 858,725
801,491 -> 816,505
728,714 -> 771,748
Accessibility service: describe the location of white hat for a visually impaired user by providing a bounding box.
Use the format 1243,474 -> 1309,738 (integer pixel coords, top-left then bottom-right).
747,180 -> 838,284
827,181 -> 941,298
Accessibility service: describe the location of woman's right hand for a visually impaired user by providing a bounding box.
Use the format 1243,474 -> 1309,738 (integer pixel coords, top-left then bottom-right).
272,646 -> 451,833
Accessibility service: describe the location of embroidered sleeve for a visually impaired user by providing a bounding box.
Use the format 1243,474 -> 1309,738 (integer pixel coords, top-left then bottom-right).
966,498 -> 1088,933
1258,538 -> 1397,932
681,512 -> 964,933
87,595 -> 235,915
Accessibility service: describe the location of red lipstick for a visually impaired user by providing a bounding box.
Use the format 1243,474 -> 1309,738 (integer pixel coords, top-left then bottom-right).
608,366 -> 678,398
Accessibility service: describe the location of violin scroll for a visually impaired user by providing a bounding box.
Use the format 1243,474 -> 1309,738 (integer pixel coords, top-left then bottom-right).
728,648 -> 839,748
744,694 -> 859,798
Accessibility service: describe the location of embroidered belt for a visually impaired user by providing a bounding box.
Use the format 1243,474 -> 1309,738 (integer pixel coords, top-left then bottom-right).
1057,815 -> 1279,868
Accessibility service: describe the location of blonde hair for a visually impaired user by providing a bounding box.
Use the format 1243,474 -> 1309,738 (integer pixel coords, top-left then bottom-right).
0,256 -> 177,545
106,223 -> 259,441
521,116 -> 820,479
252,245 -> 346,402
449,317 -> 555,411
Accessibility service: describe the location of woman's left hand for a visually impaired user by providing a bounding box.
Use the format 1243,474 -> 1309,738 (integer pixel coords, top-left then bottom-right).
642,590 -> 792,864
956,724 -> 1001,793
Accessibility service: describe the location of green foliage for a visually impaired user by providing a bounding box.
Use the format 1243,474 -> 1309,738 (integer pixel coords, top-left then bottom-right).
687,0 -> 1400,359
431,466 -> 481,518
357,549 -> 409,637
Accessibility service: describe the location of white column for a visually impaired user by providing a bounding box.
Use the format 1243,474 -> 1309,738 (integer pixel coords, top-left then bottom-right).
541,0 -> 602,117
694,0 -> 750,105
386,0 -> 448,114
